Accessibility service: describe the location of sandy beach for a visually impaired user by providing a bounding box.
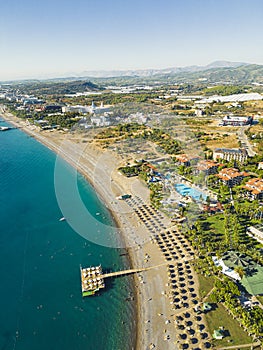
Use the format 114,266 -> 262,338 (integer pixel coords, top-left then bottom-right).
1,108 -> 212,350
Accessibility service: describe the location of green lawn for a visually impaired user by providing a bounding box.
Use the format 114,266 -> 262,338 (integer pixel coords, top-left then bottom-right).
197,273 -> 215,299
205,303 -> 253,347
205,214 -> 225,234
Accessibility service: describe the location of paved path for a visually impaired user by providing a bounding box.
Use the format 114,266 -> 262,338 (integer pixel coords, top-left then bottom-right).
217,341 -> 260,349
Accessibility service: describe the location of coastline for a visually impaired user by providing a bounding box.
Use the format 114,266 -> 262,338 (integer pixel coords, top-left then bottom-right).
0,112 -> 138,348
1,109 -> 213,350
0,110 -> 176,349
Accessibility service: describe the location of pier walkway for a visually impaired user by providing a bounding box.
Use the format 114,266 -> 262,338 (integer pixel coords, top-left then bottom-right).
101,262 -> 168,279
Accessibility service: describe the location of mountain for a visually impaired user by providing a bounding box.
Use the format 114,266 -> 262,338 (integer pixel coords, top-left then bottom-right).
89,63 -> 263,85
3,62 -> 262,86
74,61 -> 247,78
171,64 -> 263,84
204,60 -> 248,69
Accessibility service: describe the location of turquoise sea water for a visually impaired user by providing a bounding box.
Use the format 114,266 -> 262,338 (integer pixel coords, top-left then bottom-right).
0,120 -> 135,350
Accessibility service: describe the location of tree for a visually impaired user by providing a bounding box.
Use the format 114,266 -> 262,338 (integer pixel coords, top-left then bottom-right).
234,266 -> 245,279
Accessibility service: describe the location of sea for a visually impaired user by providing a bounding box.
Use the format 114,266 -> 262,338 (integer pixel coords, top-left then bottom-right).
0,118 -> 136,350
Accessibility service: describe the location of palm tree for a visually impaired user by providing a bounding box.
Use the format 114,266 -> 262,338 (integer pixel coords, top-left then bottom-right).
234,266 -> 245,279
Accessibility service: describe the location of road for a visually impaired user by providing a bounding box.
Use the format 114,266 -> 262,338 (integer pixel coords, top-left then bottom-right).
237,126 -> 256,157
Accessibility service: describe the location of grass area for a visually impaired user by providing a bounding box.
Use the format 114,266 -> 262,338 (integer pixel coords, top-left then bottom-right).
205,133 -> 239,149
257,296 -> 263,305
205,303 -> 253,347
199,214 -> 225,247
182,121 -> 240,149
205,214 -> 225,234
244,100 -> 263,114
197,273 -> 215,299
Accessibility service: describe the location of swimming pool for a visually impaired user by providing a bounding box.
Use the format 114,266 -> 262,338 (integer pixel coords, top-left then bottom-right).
175,183 -> 207,201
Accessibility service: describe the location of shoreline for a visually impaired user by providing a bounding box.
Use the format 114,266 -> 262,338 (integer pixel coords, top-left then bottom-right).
1,109 -> 213,350
0,111 -> 172,349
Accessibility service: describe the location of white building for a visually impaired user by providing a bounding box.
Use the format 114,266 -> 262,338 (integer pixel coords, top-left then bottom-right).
90,115 -> 111,127
128,112 -> 148,124
247,226 -> 263,244
62,102 -> 109,115
62,105 -> 90,114
221,115 -> 253,126
213,148 -> 248,163
196,92 -> 263,104
212,256 -> 241,281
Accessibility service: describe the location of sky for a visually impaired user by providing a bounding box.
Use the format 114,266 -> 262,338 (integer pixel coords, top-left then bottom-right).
0,0 -> 263,80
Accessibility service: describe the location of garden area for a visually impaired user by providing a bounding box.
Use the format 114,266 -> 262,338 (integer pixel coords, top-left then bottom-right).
205,303 -> 253,348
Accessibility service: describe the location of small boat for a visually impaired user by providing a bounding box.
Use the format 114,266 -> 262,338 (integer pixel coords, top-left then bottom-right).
59,217 -> 66,221
0,126 -> 10,131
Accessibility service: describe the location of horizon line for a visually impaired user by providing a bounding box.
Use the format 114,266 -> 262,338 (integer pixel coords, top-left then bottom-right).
0,60 -> 262,83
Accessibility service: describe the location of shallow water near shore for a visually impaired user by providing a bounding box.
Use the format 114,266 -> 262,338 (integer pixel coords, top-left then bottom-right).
0,119 -> 136,350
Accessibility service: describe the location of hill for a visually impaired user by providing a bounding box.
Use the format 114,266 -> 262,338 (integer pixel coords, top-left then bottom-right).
172,64 -> 263,84
84,64 -> 263,86
2,62 -> 263,87
2,80 -> 101,96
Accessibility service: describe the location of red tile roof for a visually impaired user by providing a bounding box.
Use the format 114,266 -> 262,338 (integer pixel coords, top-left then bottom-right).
244,178 -> 263,194
216,167 -> 244,180
197,160 -> 220,171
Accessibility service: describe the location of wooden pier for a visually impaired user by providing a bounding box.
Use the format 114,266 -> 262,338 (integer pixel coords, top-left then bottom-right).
101,262 -> 168,279
80,262 -> 168,297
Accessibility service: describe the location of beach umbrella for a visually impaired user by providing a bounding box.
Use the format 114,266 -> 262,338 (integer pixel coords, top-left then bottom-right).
223,251 -> 252,268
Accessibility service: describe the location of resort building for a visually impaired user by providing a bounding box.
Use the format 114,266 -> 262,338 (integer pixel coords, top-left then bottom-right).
62,102 -> 109,115
62,105 -> 90,114
212,255 -> 241,281
43,105 -> 63,113
90,115 -> 111,127
196,160 -> 221,175
23,97 -> 43,106
220,115 -> 253,126
202,202 -> 223,215
213,148 -> 248,163
213,251 -> 263,295
224,251 -> 263,295
175,154 -> 199,167
216,168 -> 249,187
247,225 -> 263,244
243,178 -> 263,200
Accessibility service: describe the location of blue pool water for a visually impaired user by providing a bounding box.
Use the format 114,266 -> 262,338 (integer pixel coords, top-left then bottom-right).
175,183 -> 207,201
